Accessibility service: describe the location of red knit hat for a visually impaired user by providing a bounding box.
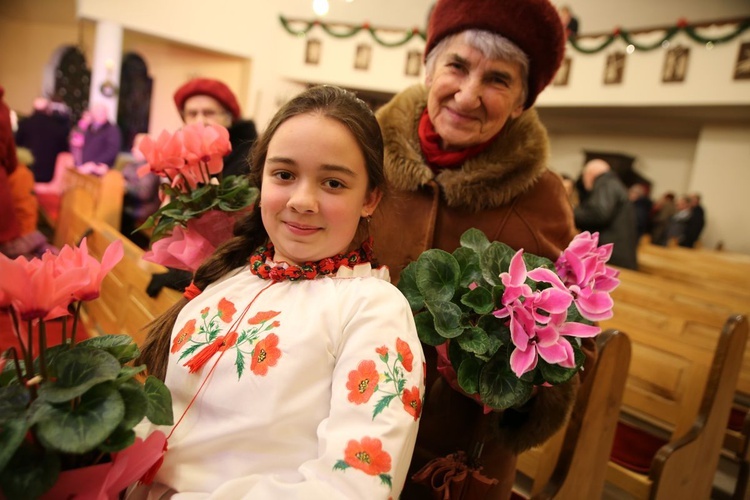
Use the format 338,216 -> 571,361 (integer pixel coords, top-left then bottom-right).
426,0 -> 565,109
173,78 -> 241,120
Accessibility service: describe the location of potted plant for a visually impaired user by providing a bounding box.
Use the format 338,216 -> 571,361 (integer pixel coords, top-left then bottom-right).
396,228 -> 620,410
136,122 -> 259,273
0,238 -> 174,499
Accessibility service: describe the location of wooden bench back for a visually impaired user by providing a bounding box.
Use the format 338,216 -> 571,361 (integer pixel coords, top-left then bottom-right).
516,330 -> 631,500
53,168 -> 124,249
600,265 -> 748,497
648,315 -> 747,499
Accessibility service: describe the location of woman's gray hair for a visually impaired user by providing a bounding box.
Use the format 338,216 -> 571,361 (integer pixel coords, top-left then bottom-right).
424,29 -> 529,107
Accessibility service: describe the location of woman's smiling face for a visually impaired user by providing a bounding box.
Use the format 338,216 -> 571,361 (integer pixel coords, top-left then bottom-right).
260,112 -> 381,266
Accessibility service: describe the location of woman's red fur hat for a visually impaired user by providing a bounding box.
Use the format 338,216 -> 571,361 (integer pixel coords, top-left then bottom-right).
426,0 -> 566,109
173,78 -> 241,120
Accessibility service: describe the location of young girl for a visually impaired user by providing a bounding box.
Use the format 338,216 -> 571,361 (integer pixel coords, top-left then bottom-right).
134,86 -> 425,499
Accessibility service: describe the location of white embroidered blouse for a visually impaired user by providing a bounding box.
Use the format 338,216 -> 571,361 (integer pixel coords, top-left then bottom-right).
135,263 -> 425,499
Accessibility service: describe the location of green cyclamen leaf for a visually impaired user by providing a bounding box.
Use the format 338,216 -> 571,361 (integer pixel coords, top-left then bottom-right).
414,311 -> 444,346
117,381 -> 149,430
396,262 -> 425,311
36,383 -> 125,454
453,246 -> 484,288
76,334 -> 140,363
479,349 -> 533,410
38,348 -> 121,403
144,376 -> 174,426
97,427 -> 136,453
426,300 -> 464,338
0,441 -> 60,500
415,249 -> 460,302
456,327 -> 491,356
460,286 -> 494,315
456,355 -> 482,395
480,242 -> 515,286
0,418 -> 28,471
459,228 -> 491,253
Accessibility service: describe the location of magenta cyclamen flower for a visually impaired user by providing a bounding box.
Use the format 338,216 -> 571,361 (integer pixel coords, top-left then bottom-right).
493,249 -> 589,377
555,231 -> 620,321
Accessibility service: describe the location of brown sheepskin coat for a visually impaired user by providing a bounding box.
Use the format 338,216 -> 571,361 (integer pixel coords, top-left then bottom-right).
372,85 -> 590,499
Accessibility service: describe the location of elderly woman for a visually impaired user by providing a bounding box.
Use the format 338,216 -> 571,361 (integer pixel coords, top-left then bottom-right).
371,0 -> 589,497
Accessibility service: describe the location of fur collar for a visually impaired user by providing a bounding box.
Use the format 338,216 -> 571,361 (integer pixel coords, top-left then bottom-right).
376,85 -> 551,213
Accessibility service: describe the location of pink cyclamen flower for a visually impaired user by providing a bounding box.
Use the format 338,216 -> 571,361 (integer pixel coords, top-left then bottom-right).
555,231 -> 620,321
0,253 -> 89,321
178,123 -> 231,187
143,210 -> 236,273
53,238 -> 124,301
139,129 -> 185,176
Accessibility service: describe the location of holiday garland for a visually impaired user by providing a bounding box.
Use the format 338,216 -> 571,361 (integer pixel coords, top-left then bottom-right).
279,15 -> 750,54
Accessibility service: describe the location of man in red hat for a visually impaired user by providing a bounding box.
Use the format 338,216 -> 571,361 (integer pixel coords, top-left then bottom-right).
173,77 -> 257,177
371,0 -> 592,497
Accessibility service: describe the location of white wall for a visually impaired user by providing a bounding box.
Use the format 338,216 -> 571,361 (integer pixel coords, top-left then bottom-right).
690,125 -> 750,253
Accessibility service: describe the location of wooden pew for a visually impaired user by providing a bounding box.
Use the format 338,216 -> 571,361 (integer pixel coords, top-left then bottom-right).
600,267 -> 748,498
67,216 -> 182,346
52,167 -> 125,249
514,329 -> 631,499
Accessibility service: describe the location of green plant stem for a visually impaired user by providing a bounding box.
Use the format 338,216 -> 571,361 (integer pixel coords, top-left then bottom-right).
26,319 -> 34,378
61,315 -> 67,345
38,320 -> 48,379
70,301 -> 82,345
7,347 -> 25,384
7,308 -> 28,366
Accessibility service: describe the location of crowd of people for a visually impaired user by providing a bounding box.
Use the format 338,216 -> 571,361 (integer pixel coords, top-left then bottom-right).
0,0 -> 713,497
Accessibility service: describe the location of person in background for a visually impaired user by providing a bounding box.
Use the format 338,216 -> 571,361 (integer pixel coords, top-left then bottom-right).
558,4 -> 579,38
0,85 -> 22,248
561,172 -> 580,208
14,97 -> 70,182
69,110 -> 91,166
628,182 -> 653,242
120,133 -> 161,249
173,77 -> 258,177
79,102 -> 121,173
680,192 -> 705,248
133,85 -> 424,498
370,0 -> 593,497
574,159 -> 638,269
650,191 -> 676,246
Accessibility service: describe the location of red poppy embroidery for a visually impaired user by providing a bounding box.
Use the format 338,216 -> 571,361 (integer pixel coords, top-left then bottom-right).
248,310 -> 281,325
200,307 -> 210,318
219,331 -> 239,352
251,333 -> 281,375
346,360 -> 380,404
396,338 -> 413,372
375,346 -> 388,357
401,386 -> 422,421
217,298 -> 237,323
344,437 -> 392,476
171,319 -> 197,353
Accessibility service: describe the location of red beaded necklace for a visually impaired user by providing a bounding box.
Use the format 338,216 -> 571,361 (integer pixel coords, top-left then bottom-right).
248,239 -> 374,282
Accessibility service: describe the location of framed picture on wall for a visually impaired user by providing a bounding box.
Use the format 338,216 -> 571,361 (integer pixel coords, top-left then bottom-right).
354,44 -> 372,71
604,52 -> 626,85
305,39 -> 321,65
553,57 -> 571,86
405,50 -> 422,77
662,45 -> 689,83
734,42 -> 750,80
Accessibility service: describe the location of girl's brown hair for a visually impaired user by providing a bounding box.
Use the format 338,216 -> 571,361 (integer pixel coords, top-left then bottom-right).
138,85 -> 386,380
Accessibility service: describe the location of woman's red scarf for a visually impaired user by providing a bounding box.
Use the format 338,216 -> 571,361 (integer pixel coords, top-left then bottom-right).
417,108 -> 496,171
